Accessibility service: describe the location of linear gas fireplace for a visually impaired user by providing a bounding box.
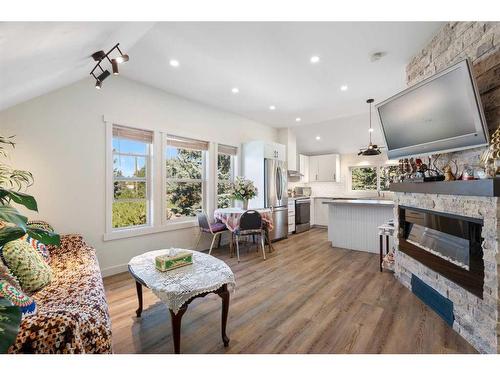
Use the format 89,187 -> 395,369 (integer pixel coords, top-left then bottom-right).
398,206 -> 484,298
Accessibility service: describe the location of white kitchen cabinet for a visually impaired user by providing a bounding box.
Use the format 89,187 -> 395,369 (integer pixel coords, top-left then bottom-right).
288,200 -> 296,233
278,128 -> 297,171
299,154 -> 309,183
264,142 -> 286,161
308,154 -> 340,182
314,198 -> 332,226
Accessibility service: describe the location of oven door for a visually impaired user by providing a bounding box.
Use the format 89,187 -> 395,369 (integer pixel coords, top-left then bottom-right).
295,199 -> 310,234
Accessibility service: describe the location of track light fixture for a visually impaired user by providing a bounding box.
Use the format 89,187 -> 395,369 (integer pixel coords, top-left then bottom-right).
89,43 -> 129,89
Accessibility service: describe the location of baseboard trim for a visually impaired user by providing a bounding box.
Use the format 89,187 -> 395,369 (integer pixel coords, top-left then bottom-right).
101,263 -> 129,278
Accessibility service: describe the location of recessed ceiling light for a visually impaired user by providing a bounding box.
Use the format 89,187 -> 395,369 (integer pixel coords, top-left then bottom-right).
169,59 -> 180,67
310,55 -> 320,64
295,117 -> 301,122
269,105 -> 276,110
231,87 -> 239,94
340,85 -> 348,91
315,136 -> 321,140
369,128 -> 374,132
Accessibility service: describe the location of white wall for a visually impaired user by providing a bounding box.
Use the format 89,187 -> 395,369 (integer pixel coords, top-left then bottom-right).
0,76 -> 277,276
289,152 -> 396,198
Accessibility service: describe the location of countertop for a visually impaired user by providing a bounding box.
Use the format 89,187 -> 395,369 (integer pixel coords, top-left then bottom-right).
323,199 -> 394,206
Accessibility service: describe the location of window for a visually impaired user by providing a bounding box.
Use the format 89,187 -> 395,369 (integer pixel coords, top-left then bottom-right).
217,144 -> 237,208
165,135 -> 208,221
379,165 -> 399,191
111,125 -> 153,229
351,166 -> 377,191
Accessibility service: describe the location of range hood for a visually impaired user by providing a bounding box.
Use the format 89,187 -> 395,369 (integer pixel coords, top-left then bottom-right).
288,170 -> 304,177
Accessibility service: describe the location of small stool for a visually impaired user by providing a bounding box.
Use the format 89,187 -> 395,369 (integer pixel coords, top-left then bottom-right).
378,223 -> 395,272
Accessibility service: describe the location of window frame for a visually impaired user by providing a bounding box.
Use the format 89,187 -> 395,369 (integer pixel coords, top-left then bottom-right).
163,134 -> 208,224
105,122 -> 154,238
216,145 -> 237,209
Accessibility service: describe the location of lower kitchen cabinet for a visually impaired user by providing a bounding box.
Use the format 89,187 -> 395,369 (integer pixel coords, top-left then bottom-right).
313,198 -> 333,227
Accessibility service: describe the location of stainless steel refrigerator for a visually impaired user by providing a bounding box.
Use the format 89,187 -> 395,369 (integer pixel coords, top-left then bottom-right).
264,158 -> 288,241
242,141 -> 288,241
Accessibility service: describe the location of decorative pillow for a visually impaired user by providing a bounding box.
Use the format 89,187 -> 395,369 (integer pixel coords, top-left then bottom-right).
0,260 -> 22,290
27,220 -> 54,232
22,234 -> 50,263
0,279 -> 37,317
1,239 -> 53,293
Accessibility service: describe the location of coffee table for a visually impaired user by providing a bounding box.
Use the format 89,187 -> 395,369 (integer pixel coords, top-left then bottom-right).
128,249 -> 236,354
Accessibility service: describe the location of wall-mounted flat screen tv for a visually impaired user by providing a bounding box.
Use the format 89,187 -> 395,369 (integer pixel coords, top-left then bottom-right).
376,59 -> 489,160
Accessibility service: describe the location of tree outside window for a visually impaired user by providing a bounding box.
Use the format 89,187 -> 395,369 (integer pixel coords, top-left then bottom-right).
217,144 -> 237,209
351,167 -> 377,191
166,135 -> 208,220
379,165 -> 399,191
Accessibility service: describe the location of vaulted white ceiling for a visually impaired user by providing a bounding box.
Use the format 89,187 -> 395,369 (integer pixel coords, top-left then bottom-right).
0,21 -> 443,152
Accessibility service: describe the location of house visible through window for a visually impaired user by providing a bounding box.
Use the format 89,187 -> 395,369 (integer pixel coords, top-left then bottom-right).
112,125 -> 153,229
217,144 -> 237,208
165,135 -> 208,220
351,166 -> 377,191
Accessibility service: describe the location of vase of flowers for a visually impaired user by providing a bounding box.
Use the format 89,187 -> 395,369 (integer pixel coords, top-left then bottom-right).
230,177 -> 257,209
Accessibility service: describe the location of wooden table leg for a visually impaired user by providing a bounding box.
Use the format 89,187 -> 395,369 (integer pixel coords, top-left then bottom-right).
216,284 -> 230,347
135,281 -> 143,317
229,232 -> 234,257
169,305 -> 188,354
379,234 -> 383,272
265,228 -> 274,253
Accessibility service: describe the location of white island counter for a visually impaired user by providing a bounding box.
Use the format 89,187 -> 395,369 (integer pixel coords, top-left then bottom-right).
324,199 -> 394,253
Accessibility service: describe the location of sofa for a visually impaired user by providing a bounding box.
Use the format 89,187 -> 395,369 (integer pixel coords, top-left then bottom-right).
8,234 -> 112,354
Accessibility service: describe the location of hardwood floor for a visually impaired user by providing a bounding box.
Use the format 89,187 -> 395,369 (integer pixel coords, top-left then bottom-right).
103,227 -> 477,354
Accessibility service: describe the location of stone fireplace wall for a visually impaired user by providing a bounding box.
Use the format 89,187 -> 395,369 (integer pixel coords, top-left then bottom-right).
406,21 -> 500,173
393,193 -> 499,353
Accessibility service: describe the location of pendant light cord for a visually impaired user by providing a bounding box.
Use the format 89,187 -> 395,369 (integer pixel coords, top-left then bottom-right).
369,101 -> 372,144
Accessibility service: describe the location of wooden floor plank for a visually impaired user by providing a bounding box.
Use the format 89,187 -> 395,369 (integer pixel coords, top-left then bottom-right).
104,227 -> 477,354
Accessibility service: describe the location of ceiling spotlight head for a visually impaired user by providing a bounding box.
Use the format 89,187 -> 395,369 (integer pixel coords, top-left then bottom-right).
112,59 -> 119,75
92,50 -> 106,61
95,80 -> 102,90
97,70 -> 111,82
115,54 -> 129,64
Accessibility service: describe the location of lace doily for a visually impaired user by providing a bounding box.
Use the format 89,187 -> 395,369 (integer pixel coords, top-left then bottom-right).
128,249 -> 235,313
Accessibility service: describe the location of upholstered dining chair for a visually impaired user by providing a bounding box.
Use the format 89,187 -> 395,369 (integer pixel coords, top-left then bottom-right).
195,211 -> 229,255
234,210 -> 266,263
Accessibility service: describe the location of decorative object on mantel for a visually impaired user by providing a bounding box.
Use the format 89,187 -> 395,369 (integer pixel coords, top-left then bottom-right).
89,43 -> 129,89
230,176 -> 258,210
155,249 -> 193,272
358,98 -> 384,156
396,155 -> 444,183
480,124 -> 500,178
443,161 -> 458,181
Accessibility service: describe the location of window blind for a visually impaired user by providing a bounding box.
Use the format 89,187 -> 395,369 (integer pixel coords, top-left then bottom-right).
218,144 -> 238,156
167,134 -> 209,151
113,124 -> 153,143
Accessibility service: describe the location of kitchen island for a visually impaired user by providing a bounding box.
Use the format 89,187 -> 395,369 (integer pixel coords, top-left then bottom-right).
324,199 -> 394,253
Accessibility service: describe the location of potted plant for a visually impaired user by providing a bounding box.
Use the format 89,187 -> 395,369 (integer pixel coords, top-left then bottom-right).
230,177 -> 258,210
0,135 -> 60,353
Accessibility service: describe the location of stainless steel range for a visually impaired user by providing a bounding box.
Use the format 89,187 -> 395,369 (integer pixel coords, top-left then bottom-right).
294,197 -> 311,233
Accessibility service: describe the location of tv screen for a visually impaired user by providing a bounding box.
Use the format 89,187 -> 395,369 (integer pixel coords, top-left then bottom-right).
376,59 -> 489,160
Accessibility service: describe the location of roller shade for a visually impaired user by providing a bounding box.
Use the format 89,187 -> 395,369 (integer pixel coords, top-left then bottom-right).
113,124 -> 153,143
218,144 -> 238,156
167,134 -> 209,151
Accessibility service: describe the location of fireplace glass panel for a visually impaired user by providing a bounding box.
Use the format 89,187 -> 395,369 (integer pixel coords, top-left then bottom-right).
407,223 -> 470,270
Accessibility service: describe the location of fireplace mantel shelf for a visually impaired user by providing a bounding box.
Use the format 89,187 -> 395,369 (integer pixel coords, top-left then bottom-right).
390,178 -> 500,197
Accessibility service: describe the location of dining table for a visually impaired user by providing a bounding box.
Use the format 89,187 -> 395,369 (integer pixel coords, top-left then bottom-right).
213,207 -> 275,255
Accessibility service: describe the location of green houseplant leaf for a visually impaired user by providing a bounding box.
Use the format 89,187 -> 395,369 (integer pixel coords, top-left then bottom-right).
26,225 -> 60,246
0,299 -> 22,353
0,189 -> 38,211
0,205 -> 28,231
0,226 -> 26,247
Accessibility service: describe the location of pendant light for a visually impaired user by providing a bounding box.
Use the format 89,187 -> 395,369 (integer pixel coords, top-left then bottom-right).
358,98 -> 382,156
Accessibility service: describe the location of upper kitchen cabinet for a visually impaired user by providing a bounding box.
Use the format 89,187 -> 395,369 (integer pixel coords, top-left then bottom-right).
264,142 -> 286,161
299,154 -> 309,183
278,128 -> 297,171
309,154 -> 341,182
